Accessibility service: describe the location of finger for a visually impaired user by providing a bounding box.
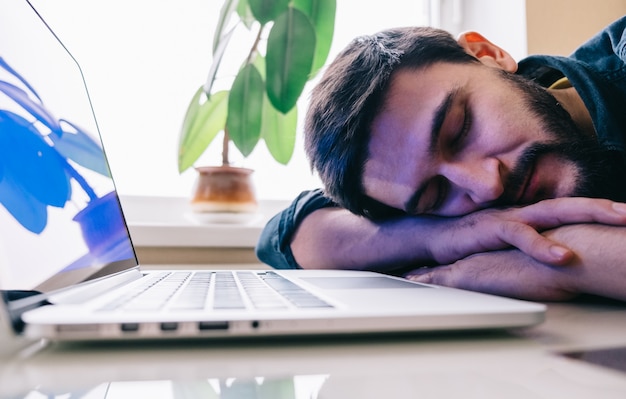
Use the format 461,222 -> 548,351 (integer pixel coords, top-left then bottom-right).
495,222 -> 574,265
405,266 -> 524,298
405,264 -> 468,288
405,266 -> 447,285
405,257 -> 577,301
517,198 -> 626,228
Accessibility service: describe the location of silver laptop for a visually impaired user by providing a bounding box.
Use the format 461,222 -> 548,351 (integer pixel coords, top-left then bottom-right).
0,0 -> 545,346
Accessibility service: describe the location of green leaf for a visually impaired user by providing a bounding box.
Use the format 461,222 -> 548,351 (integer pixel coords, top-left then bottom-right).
248,0 -> 289,24
293,0 -> 336,75
237,0 -> 255,29
178,88 -> 228,172
266,7 -> 316,113
213,0 -> 239,53
206,16 -> 238,96
261,96 -> 296,164
226,64 -> 264,157
252,54 -> 266,80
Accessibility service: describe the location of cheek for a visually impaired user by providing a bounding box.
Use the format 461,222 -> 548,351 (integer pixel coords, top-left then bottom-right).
467,107 -> 541,163
363,160 -> 414,210
479,90 -> 547,141
366,117 -> 429,208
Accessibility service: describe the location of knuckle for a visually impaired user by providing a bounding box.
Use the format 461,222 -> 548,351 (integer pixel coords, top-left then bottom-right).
499,221 -> 532,238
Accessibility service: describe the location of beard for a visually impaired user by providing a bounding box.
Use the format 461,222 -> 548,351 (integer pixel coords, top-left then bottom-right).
496,71 -> 626,205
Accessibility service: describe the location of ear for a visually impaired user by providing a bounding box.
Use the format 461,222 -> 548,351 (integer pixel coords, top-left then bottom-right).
457,31 -> 518,73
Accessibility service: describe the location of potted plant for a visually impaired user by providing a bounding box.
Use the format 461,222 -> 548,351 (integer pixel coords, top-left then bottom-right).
177,0 -> 336,214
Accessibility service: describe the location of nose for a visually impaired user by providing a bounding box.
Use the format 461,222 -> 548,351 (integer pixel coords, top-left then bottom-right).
441,158 -> 504,205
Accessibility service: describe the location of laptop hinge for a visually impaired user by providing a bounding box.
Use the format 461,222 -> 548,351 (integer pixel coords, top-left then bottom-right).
3,290 -> 49,333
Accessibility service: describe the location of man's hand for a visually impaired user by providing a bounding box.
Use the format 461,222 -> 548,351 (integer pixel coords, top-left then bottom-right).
406,224 -> 626,301
405,250 -> 577,301
426,197 -> 626,266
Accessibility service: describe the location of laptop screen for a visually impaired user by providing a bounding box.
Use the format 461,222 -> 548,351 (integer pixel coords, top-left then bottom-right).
0,0 -> 137,304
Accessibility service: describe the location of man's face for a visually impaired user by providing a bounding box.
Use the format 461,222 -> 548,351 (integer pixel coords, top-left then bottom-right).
362,62 -> 617,217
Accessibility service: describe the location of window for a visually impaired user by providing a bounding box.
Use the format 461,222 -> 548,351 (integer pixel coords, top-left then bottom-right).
19,0 -> 526,200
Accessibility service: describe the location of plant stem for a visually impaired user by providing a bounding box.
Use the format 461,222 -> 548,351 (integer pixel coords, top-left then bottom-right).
222,128 -> 230,165
246,24 -> 264,65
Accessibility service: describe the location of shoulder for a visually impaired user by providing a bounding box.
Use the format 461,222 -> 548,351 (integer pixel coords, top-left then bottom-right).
518,16 -> 626,80
255,189 -> 336,269
570,16 -> 626,68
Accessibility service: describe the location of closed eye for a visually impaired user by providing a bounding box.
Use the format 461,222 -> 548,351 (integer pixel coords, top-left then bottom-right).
413,175 -> 449,214
449,105 -> 471,152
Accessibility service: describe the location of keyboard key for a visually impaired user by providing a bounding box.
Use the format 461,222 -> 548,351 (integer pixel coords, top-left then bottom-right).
213,272 -> 245,309
258,272 -> 333,309
169,272 -> 212,310
237,272 -> 288,310
97,270 -> 333,313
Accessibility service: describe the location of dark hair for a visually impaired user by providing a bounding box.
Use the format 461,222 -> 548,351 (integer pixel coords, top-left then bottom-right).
304,26 -> 478,218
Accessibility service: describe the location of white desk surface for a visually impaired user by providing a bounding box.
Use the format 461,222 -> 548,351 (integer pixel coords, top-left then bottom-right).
2,272 -> 626,398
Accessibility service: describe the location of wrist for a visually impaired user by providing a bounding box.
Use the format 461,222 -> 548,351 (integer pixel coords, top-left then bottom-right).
381,215 -> 448,263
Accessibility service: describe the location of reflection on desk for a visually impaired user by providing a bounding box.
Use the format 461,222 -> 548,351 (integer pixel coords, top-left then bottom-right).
2,300 -> 626,398
12,376 -> 329,398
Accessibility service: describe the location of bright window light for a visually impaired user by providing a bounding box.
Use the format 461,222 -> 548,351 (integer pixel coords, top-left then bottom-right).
25,0 -> 429,200
18,1 -> 526,200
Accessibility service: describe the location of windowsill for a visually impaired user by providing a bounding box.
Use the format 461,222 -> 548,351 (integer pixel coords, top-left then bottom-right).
119,195 -> 287,249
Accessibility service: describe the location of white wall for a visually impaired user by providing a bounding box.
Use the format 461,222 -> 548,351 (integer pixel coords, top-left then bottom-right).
21,0 -> 526,200
436,0 -> 527,61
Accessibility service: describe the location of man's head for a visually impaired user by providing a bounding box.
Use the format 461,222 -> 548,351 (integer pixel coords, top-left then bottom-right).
305,27 -> 476,218
305,26 -> 623,219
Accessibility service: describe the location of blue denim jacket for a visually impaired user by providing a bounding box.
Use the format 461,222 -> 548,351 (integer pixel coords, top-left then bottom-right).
256,16 -> 626,270
518,15 -> 626,153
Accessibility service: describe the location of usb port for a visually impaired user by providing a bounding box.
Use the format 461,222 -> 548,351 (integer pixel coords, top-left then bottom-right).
198,321 -> 229,331
160,322 -> 178,331
120,323 -> 139,332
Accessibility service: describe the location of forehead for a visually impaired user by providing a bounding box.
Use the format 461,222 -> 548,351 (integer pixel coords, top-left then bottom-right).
362,63 -> 472,210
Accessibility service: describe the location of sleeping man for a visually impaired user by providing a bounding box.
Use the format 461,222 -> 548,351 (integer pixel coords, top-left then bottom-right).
256,17 -> 626,302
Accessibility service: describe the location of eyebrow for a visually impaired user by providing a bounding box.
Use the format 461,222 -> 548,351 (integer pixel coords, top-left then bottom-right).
403,87 -> 460,214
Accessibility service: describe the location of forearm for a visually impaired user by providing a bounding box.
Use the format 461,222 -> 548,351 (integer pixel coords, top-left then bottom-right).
291,208 -> 436,272
290,199 -> 626,273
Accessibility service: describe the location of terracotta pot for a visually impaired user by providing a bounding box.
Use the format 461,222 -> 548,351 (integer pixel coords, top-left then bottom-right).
191,165 -> 258,213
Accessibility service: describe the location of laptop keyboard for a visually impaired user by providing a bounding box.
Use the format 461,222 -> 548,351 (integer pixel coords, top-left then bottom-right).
98,271 -> 333,312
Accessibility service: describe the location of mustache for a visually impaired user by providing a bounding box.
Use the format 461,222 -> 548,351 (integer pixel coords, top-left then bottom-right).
498,142 -> 556,205
497,137 -> 603,206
